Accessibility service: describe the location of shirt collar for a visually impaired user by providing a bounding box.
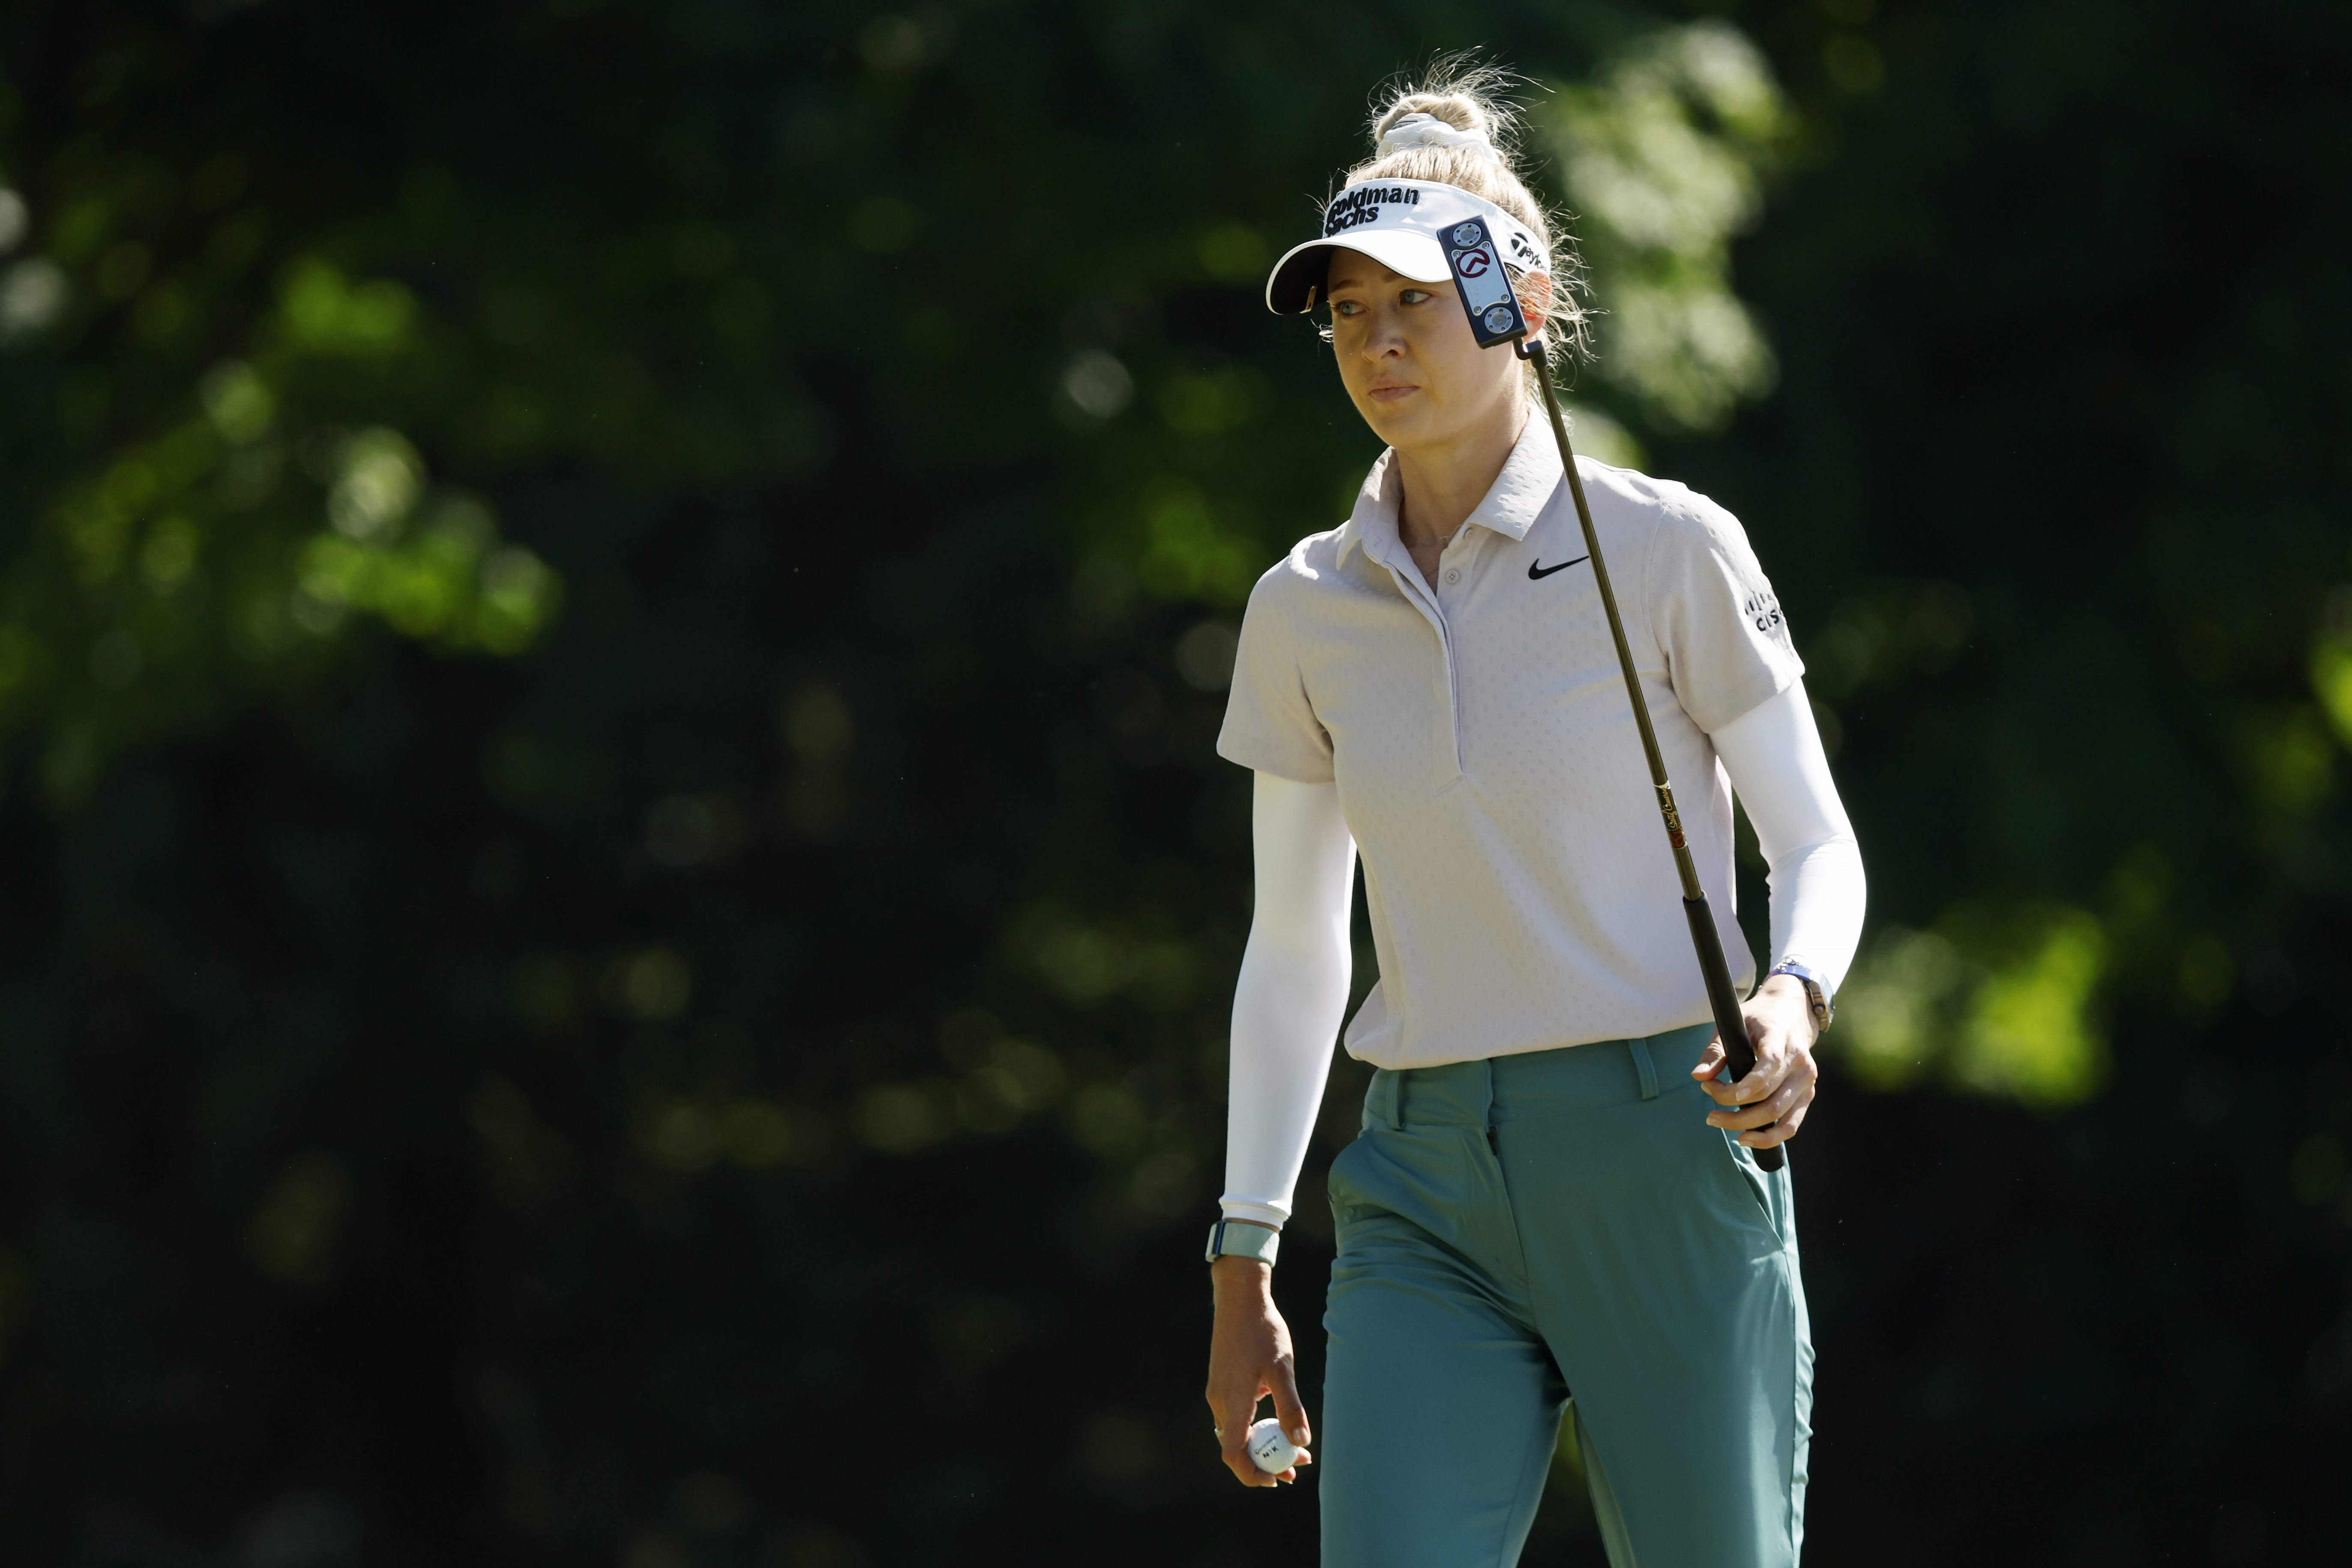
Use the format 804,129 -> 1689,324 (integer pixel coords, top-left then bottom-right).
1334,410 -> 1563,569
1333,451 -> 1402,568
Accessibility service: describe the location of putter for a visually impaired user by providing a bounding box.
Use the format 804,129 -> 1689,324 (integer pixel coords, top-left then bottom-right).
1440,218 -> 1784,1171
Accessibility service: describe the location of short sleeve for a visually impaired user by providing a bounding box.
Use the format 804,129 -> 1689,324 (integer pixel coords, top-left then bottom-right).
1646,498 -> 1806,736
1216,569 -> 1335,783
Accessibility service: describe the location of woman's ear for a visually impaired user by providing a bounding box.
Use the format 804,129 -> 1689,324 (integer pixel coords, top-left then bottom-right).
1516,270 -> 1553,341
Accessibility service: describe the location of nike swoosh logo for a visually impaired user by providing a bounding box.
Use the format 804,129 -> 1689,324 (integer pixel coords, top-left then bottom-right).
1527,555 -> 1589,581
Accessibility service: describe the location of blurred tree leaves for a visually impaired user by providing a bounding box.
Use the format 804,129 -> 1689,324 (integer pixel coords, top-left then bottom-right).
1836,901 -> 2110,1102
1547,19 -> 1792,433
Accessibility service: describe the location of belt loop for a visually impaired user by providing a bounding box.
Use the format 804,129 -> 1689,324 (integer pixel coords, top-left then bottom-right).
1629,1037 -> 1659,1101
1371,1067 -> 1403,1130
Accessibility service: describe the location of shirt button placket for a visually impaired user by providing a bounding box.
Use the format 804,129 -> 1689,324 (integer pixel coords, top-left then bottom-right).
1437,538 -> 1470,779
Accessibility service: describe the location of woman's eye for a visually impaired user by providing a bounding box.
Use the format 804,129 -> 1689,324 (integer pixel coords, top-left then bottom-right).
1334,301 -> 1361,316
1401,289 -> 1432,305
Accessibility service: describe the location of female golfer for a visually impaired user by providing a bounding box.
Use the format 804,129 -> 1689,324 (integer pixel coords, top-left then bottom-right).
1201,71 -> 1864,1568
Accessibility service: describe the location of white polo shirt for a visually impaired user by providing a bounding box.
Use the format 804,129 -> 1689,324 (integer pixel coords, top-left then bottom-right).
1217,414 -> 1805,1070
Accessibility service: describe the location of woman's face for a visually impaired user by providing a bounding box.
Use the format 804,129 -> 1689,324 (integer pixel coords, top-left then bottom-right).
1324,247 -> 1532,453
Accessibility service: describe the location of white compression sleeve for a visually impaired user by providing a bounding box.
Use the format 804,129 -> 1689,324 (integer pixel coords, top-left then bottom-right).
1709,679 -> 1867,994
1219,772 -> 1356,1228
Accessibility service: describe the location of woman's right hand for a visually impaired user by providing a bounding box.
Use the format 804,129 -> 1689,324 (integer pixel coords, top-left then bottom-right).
1204,1249 -> 1314,1487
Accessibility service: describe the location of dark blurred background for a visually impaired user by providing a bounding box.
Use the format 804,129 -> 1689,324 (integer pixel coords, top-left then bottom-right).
0,0 -> 2346,1562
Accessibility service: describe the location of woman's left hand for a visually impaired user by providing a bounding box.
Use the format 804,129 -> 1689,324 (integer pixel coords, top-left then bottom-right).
1689,975 -> 1820,1150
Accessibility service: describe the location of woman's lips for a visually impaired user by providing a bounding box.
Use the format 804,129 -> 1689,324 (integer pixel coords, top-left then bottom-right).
1367,383 -> 1419,402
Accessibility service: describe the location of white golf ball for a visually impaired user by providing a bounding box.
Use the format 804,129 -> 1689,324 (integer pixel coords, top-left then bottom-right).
1246,1417 -> 1301,1473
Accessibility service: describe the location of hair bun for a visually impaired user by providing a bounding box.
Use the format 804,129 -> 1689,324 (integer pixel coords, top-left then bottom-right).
1377,110 -> 1501,162
1372,92 -> 1490,146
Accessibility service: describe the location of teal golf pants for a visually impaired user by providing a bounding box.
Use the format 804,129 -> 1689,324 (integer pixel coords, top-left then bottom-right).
1319,1023 -> 1812,1568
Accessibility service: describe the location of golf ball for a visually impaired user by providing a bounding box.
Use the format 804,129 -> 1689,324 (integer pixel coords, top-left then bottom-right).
1246,1417 -> 1301,1473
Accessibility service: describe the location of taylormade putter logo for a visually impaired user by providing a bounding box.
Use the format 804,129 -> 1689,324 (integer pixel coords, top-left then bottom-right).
1323,186 -> 1422,235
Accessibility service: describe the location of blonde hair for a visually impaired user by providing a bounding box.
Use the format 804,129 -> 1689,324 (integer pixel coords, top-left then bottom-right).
1324,58 -> 1590,384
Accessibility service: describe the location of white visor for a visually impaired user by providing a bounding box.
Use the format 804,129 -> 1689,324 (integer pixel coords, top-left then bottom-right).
1264,178 -> 1551,315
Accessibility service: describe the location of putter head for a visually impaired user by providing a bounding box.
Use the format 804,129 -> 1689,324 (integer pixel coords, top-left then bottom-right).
1440,218 -> 1530,351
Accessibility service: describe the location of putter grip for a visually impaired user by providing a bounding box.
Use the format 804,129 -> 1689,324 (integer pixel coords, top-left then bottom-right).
1683,897 -> 1786,1174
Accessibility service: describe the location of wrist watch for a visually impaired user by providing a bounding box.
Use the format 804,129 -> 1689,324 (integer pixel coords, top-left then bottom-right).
1767,960 -> 1834,1035
1205,1218 -> 1281,1267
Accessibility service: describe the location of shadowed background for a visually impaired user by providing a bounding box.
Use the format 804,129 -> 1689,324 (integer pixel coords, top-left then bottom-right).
0,0 -> 2346,1563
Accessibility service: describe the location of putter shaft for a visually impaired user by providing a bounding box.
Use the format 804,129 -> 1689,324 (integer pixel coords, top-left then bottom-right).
1519,345 -> 1784,1172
